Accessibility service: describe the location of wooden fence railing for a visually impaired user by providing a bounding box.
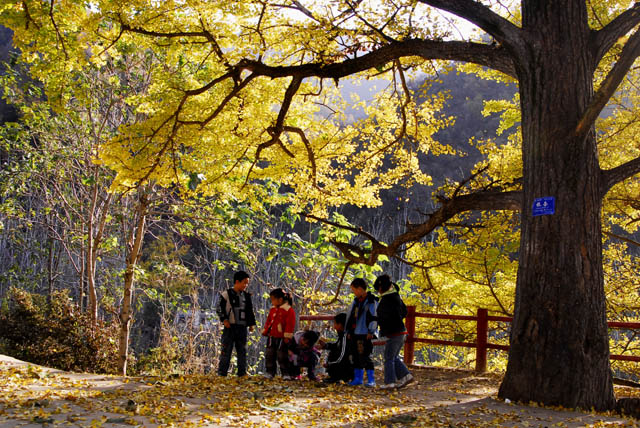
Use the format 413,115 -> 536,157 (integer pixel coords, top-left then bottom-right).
300,306 -> 640,372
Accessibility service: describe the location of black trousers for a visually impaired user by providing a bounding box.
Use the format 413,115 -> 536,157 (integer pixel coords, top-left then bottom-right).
218,325 -> 247,376
264,337 -> 290,376
326,359 -> 353,382
349,334 -> 374,370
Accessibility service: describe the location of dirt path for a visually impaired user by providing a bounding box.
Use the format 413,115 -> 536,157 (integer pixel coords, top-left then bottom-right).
0,355 -> 637,427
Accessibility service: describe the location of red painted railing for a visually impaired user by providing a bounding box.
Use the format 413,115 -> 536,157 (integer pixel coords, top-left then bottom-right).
300,307 -> 640,372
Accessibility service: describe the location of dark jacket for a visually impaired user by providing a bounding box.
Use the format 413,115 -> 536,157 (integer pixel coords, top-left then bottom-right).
216,288 -> 256,327
325,331 -> 353,382
326,331 -> 349,366
376,290 -> 407,337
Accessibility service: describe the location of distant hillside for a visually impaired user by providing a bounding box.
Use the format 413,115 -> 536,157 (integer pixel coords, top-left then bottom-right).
341,70 -> 517,234
0,26 -> 18,124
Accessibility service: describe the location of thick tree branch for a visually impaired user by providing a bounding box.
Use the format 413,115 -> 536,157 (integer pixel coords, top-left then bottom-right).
604,231 -> 640,248
591,2 -> 640,64
120,23 -> 212,41
418,0 -> 522,49
310,190 -> 522,266
243,77 -> 302,187
576,28 -> 640,137
601,156 -> 640,196
239,38 -> 516,78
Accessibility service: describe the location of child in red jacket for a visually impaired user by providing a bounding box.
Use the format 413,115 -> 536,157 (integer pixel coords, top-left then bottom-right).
262,288 -> 296,378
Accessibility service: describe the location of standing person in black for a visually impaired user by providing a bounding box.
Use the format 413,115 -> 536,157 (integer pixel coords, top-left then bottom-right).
216,270 -> 256,377
374,274 -> 414,389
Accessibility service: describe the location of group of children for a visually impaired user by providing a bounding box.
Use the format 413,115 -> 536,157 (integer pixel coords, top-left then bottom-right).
216,270 -> 414,389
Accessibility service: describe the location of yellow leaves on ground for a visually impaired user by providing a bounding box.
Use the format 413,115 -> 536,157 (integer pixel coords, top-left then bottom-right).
0,360 -> 636,427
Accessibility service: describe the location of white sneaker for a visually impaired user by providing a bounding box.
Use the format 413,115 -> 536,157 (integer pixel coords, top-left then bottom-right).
263,373 -> 274,379
397,373 -> 414,387
379,383 -> 397,389
282,375 -> 293,380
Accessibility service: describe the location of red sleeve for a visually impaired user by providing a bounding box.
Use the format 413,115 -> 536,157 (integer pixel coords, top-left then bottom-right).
264,307 -> 276,334
283,308 -> 296,339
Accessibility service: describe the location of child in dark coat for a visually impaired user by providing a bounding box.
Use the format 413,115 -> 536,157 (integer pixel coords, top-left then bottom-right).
216,270 -> 256,377
321,312 -> 353,383
374,274 -> 414,389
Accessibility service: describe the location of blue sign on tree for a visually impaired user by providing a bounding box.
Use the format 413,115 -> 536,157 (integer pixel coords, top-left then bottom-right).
532,197 -> 556,216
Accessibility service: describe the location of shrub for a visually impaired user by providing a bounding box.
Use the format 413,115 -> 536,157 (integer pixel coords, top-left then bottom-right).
0,287 -> 119,374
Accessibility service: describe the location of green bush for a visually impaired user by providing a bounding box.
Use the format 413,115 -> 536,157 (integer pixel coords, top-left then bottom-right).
0,287 -> 119,374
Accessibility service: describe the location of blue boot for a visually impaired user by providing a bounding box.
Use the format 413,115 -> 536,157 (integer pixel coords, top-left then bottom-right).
348,369 -> 364,386
365,369 -> 376,387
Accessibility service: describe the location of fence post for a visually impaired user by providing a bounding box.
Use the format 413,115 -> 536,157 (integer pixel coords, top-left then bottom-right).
404,305 -> 416,365
475,308 -> 488,372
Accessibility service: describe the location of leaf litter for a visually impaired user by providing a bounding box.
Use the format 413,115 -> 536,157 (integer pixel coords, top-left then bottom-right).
0,355 -> 637,427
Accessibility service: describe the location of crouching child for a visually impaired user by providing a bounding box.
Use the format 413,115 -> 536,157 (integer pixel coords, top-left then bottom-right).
288,330 -> 320,380
321,312 -> 353,383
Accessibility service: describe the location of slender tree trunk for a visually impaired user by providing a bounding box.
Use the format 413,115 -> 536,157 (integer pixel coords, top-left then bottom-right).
118,193 -> 148,376
499,1 -> 615,410
86,178 -> 113,330
87,182 -> 98,328
79,221 -> 86,312
46,215 -> 55,299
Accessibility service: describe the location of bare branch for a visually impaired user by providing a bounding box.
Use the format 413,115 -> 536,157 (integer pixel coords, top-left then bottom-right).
604,231 -> 640,248
320,262 -> 352,306
49,0 -> 68,60
239,38 -> 516,78
21,1 -> 40,30
577,28 -> 640,137
309,189 -> 522,266
418,0 -> 522,49
242,77 -> 302,186
180,72 -> 256,128
601,156 -> 640,196
591,2 -> 640,64
120,23 -> 212,41
282,126 -> 324,192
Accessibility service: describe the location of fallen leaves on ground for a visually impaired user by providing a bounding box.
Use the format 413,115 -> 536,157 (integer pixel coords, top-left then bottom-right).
0,358 -> 637,427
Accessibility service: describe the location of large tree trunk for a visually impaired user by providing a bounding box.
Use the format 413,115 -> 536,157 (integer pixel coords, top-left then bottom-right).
499,1 -> 615,410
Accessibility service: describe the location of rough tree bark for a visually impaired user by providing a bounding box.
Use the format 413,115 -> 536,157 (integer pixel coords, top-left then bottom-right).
498,1 -> 614,410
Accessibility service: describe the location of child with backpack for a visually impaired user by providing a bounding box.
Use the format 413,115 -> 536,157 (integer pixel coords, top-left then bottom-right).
374,274 -> 414,389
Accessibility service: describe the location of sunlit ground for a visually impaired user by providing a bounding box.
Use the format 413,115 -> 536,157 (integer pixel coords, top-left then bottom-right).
0,355 -> 637,427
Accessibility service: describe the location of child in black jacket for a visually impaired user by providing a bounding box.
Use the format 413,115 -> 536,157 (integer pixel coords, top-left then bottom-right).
374,274 -> 414,389
321,312 -> 353,383
216,270 -> 256,377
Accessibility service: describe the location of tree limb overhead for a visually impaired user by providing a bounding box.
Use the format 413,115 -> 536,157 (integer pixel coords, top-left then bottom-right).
601,156 -> 640,196
576,28 -> 640,137
310,190 -> 522,266
238,38 -> 516,78
418,0 -> 523,50
591,2 -> 640,64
